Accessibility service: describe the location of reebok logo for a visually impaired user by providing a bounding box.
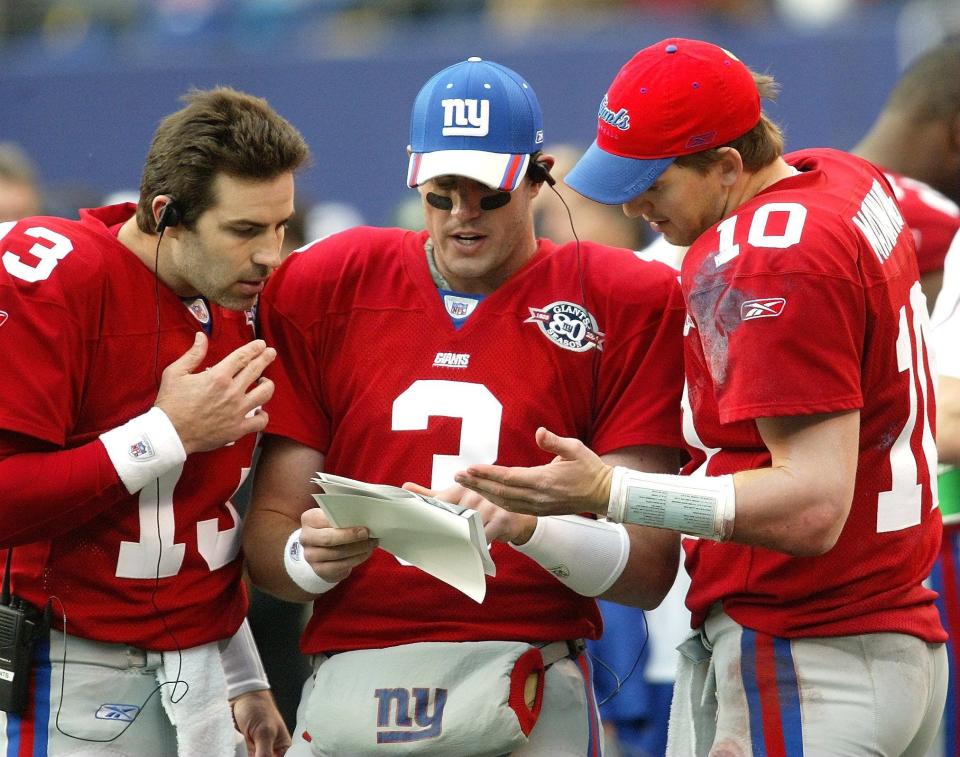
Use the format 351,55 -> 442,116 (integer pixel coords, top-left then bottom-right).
685,131 -> 717,149
433,352 -> 470,369
441,99 -> 489,137
96,704 -> 140,723
741,298 -> 786,320
375,687 -> 447,743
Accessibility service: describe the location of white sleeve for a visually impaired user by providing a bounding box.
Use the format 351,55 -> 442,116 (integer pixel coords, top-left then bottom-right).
932,228 -> 960,379
220,619 -> 270,699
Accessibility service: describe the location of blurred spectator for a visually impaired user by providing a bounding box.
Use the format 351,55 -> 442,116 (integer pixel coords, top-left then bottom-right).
303,200 -> 364,242
0,142 -> 42,221
854,41 -> 960,304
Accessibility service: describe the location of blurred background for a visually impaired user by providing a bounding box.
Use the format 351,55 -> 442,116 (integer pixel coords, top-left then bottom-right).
1,0 -> 958,234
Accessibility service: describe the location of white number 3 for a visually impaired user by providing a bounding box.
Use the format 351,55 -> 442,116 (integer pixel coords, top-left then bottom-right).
0,221 -> 74,283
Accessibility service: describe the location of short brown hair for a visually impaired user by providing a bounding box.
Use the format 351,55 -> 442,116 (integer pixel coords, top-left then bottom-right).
674,72 -> 784,173
135,87 -> 310,233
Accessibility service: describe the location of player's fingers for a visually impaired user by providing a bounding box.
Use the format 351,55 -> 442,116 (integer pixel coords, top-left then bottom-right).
454,471 -> 529,508
301,508 -> 332,529
274,727 -> 292,755
306,547 -> 376,578
251,732 -> 271,757
235,410 -> 269,440
242,378 -> 275,412
164,332 -> 208,376
536,426 -> 585,460
402,481 -> 435,497
233,344 -> 277,386
210,339 -> 268,379
302,523 -> 371,547
250,723 -> 287,757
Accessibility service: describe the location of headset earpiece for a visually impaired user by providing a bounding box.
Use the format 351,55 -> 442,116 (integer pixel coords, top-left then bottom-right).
156,201 -> 181,234
526,160 -> 556,187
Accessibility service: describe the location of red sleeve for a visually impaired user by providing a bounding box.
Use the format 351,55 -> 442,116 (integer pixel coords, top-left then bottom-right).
592,266 -> 686,454
258,251 -> 330,452
0,431 -> 126,547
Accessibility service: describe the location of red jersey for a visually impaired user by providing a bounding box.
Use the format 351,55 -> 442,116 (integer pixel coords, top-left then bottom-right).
680,149 -> 945,641
883,169 -> 960,276
259,227 -> 685,654
0,205 -> 254,649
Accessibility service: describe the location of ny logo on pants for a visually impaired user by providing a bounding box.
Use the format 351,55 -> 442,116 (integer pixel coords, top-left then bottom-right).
374,687 -> 448,743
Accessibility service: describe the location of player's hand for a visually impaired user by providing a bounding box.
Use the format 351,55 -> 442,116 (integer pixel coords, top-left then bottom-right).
299,507 -> 378,583
231,689 -> 291,757
453,427 -> 612,517
402,481 -> 538,545
155,334 -> 276,454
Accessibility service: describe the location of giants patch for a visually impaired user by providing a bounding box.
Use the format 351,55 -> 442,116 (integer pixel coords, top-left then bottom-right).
525,301 -> 604,352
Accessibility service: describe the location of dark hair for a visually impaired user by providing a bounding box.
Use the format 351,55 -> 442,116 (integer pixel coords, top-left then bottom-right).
135,87 -> 310,233
884,42 -> 960,123
674,72 -> 784,174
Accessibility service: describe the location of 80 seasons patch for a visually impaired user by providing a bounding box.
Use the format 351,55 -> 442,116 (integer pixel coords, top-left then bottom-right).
525,301 -> 604,352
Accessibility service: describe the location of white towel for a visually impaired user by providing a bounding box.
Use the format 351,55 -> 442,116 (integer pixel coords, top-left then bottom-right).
157,642 -> 237,756
666,631 -> 717,757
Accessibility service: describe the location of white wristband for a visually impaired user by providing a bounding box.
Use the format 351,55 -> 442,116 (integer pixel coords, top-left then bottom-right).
607,467 -> 736,541
99,407 -> 187,494
510,515 -> 630,596
284,528 -> 340,595
220,619 -> 270,700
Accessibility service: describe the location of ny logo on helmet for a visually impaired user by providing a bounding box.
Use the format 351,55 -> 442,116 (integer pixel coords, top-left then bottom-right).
441,99 -> 489,137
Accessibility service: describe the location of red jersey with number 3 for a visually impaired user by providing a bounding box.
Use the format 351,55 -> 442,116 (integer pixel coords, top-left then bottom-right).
0,205 -> 254,649
883,169 -> 960,276
680,149 -> 946,641
259,227 -> 685,653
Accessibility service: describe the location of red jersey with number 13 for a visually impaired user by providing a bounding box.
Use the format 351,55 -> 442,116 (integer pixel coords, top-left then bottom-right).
0,205 -> 253,649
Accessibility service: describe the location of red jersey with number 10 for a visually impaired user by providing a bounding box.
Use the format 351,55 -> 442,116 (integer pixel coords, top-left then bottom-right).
0,205 -> 253,649
680,149 -> 945,642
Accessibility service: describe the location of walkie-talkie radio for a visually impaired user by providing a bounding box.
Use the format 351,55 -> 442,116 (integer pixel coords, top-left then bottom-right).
0,549 -> 46,714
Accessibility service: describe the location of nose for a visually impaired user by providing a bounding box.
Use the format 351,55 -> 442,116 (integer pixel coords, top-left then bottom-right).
449,189 -> 483,220
253,232 -> 284,271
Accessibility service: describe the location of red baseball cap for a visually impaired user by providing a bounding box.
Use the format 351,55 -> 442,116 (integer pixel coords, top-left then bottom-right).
566,38 -> 761,204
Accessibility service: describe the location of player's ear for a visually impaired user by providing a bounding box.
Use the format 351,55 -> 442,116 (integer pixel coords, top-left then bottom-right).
714,147 -> 742,188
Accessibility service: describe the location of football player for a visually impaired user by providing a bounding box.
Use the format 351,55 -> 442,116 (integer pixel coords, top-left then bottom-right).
0,87 -> 308,756
243,58 -> 687,756
456,38 -> 948,756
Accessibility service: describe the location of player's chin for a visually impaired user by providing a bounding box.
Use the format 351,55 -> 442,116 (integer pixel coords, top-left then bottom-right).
214,290 -> 259,312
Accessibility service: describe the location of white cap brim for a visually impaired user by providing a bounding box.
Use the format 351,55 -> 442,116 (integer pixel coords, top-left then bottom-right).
407,150 -> 531,191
